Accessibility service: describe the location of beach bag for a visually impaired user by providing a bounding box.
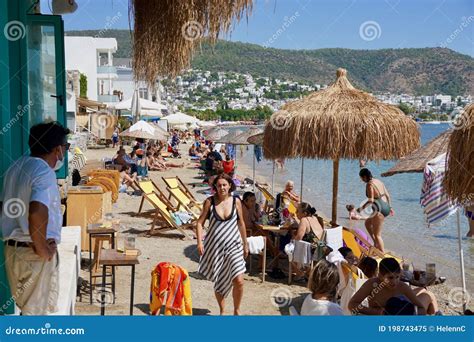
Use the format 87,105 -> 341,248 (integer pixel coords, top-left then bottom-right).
309,229 -> 332,261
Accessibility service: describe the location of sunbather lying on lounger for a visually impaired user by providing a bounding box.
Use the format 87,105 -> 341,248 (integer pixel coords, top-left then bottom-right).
348,258 -> 439,315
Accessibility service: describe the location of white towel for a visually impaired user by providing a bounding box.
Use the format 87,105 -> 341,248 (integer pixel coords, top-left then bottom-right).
325,226 -> 343,251
247,236 -> 265,255
293,240 -> 312,266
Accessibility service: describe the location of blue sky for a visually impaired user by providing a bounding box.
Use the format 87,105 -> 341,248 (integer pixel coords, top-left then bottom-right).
43,0 -> 473,56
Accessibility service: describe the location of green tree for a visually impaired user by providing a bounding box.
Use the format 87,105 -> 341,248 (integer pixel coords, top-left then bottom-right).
79,73 -> 88,99
398,102 -> 414,115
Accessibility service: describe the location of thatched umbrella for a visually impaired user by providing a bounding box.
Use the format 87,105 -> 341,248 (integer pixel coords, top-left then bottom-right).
229,127 -> 263,191
444,103 -> 474,203
247,132 -> 263,145
130,0 -> 253,85
381,130 -> 451,177
444,103 -> 473,312
205,127 -> 229,141
263,68 -> 420,223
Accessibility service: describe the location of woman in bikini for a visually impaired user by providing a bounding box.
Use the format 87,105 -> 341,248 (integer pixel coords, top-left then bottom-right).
356,168 -> 393,253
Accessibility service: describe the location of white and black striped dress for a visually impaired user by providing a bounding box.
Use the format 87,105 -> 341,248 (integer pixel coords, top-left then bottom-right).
198,196 -> 246,297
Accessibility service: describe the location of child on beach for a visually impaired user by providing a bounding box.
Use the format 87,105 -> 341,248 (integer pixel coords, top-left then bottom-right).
346,204 -> 364,220
358,256 -> 378,278
348,258 -> 439,315
338,247 -> 358,266
300,260 -> 343,316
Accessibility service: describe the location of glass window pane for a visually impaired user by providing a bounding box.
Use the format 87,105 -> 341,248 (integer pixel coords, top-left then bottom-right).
27,24 -> 57,124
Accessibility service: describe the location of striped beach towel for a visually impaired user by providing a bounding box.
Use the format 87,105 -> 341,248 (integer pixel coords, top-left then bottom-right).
420,153 -> 458,226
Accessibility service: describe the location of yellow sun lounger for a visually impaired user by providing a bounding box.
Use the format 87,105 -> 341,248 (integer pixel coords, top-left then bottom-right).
136,180 -> 175,214
162,176 -> 198,202
255,184 -> 275,214
342,227 -> 402,263
145,192 -> 195,239
162,176 -> 203,218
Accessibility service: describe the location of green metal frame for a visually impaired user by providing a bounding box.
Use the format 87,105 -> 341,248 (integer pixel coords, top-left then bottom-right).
26,14 -> 67,178
0,1 -> 67,314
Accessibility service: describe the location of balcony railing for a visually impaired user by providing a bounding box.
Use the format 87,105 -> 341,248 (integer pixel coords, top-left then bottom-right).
97,65 -> 117,74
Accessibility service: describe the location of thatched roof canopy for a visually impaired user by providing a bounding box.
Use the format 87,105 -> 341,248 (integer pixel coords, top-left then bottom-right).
263,68 -> 420,161
205,127 -> 229,141
130,0 -> 252,85
381,130 -> 451,177
444,103 -> 474,203
226,127 -> 263,145
247,132 -> 263,145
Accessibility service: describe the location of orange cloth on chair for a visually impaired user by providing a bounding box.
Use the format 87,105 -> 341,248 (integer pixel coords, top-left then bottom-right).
150,262 -> 192,315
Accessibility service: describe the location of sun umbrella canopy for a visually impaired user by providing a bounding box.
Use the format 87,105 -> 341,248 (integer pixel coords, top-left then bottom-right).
110,97 -> 166,111
174,124 -> 189,131
247,132 -> 263,145
263,68 -> 420,161
205,127 -> 229,141
216,129 -> 244,143
382,130 -> 451,177
131,0 -> 252,84
444,103 -> 474,203
120,120 -> 168,140
163,112 -> 200,126
230,127 -> 264,145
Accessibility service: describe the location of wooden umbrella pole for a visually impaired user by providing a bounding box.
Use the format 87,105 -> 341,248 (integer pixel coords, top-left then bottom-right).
271,160 -> 275,195
252,147 -> 256,193
456,210 -> 467,312
331,159 -> 340,225
300,158 -> 304,202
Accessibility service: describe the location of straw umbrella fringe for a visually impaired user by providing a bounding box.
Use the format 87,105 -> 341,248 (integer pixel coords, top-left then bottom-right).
263,68 -> 420,223
444,103 -> 474,204
130,0 -> 253,85
381,130 -> 451,177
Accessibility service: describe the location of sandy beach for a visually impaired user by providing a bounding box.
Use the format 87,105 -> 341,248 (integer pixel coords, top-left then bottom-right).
74,143 -> 471,315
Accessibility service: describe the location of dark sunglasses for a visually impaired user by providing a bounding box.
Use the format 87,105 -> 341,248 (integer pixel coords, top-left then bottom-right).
62,143 -> 71,150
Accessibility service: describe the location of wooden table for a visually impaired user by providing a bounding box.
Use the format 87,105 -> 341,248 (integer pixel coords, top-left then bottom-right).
87,224 -> 117,305
99,249 -> 139,316
259,224 -> 291,270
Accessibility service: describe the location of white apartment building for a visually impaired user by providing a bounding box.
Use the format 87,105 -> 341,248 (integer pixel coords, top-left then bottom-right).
65,36 -> 118,102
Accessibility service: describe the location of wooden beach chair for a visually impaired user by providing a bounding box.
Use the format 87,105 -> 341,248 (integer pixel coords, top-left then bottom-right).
162,176 -> 198,202
342,228 -> 402,263
136,180 -> 175,214
255,184 -> 275,214
136,181 -> 195,239
148,192 -> 195,239
162,176 -> 203,217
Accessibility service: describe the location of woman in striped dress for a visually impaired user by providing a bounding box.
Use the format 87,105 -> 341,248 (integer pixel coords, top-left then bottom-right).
197,173 -> 248,315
